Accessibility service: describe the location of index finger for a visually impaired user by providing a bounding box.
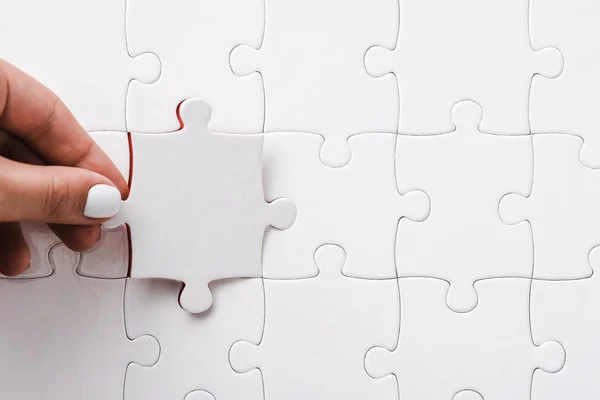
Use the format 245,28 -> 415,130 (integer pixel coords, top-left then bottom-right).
0,59 -> 129,198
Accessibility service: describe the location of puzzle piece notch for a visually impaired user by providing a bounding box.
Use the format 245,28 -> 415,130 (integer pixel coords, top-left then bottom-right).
231,244 -> 399,399
262,131 -> 429,280
366,278 -> 565,399
364,0 -> 563,134
396,101 -> 533,312
106,99 -> 296,314
499,134 -> 598,280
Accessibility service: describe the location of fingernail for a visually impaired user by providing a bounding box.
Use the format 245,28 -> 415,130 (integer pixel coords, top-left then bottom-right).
83,184 -> 121,219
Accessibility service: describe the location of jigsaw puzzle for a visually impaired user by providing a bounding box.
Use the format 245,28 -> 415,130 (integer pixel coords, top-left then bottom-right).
3,0 -> 600,399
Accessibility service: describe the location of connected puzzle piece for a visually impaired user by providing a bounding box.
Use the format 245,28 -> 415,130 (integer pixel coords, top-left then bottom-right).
105,99 -> 296,313
126,0 -> 264,133
529,0 -> 600,167
124,278 -> 264,400
396,101 -> 533,312
0,0 -> 160,131
230,0 -> 398,167
366,277 -> 565,400
0,244 -> 159,399
365,0 -> 563,134
230,244 -> 399,400
262,132 -> 429,280
530,246 -> 600,400
500,134 -> 599,280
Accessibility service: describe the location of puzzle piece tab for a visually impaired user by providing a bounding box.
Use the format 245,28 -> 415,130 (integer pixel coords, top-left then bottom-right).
396,101 -> 533,312
230,244 -> 399,400
365,0 -> 563,134
0,245 -> 159,399
106,99 -> 296,314
500,134 -> 599,280
0,0 -> 160,131
230,0 -> 398,166
366,278 -> 565,400
262,132 -> 429,280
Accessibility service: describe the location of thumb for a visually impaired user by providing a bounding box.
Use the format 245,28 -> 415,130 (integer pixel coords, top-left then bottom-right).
0,157 -> 122,224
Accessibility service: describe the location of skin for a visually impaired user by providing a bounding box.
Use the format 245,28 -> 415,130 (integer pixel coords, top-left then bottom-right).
0,59 -> 128,276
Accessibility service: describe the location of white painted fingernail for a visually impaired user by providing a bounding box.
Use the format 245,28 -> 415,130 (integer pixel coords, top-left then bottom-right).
83,184 -> 121,219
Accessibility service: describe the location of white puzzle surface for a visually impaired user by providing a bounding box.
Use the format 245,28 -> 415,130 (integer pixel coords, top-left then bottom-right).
4,0 -> 600,399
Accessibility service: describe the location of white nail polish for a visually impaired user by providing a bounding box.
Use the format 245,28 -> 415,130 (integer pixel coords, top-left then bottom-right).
83,184 -> 121,219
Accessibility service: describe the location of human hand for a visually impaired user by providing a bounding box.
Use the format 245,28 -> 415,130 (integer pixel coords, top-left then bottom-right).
0,59 -> 128,276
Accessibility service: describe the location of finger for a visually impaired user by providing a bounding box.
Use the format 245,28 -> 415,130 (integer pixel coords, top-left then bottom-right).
0,132 -> 44,165
0,60 -> 128,198
49,224 -> 101,252
0,222 -> 30,276
0,157 -> 121,224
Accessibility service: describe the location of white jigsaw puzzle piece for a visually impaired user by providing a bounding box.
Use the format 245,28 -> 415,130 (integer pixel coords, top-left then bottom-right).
0,245 -> 159,399
230,0 -> 398,167
105,99 -> 296,313
126,0 -> 264,133
365,0 -> 563,134
529,0 -> 600,167
125,278 -> 264,400
230,244 -> 399,400
262,132 -> 429,280
500,134 -> 599,280
0,0 -> 160,131
366,278 -> 565,400
396,101 -> 533,312
530,246 -> 600,400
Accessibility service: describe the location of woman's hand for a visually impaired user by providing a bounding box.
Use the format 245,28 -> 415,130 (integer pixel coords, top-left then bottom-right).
0,59 -> 129,276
